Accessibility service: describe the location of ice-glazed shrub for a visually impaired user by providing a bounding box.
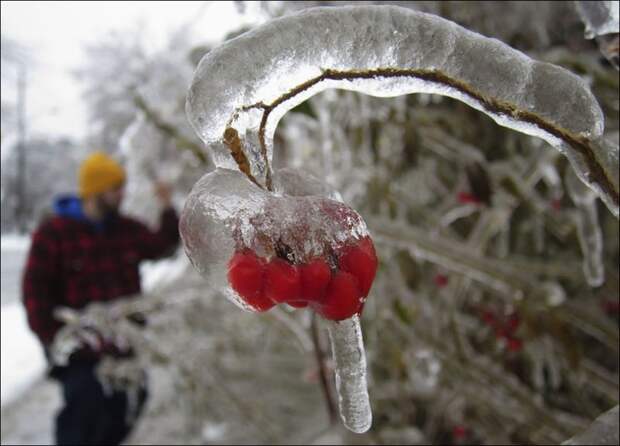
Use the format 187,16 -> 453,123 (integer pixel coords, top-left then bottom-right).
181,4 -> 618,435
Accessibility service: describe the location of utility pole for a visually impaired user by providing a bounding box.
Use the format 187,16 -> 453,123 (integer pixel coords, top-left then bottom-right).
15,62 -> 27,234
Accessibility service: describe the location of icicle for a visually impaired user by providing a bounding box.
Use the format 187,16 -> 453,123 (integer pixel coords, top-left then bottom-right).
565,169 -> 605,287
326,315 -> 372,433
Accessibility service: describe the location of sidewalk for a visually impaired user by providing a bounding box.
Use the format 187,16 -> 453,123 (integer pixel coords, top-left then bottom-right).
0,377 -> 58,445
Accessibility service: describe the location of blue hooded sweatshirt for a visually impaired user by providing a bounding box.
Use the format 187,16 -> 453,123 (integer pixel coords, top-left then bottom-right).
53,195 -> 107,232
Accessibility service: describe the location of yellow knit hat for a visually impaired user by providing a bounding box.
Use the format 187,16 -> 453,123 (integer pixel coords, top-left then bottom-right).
78,151 -> 126,198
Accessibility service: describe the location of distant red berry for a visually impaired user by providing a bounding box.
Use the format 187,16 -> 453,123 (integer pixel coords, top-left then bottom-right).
452,425 -> 468,440
505,313 -> 521,334
457,191 -> 481,205
338,236 -> 378,297
506,337 -> 523,352
602,300 -> 619,315
264,258 -> 301,304
551,198 -> 562,211
433,273 -> 449,288
228,250 -> 274,311
300,258 -> 332,303
480,309 -> 496,325
495,327 -> 508,339
314,271 -> 362,321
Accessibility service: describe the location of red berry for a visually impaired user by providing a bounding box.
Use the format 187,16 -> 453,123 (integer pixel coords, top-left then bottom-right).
452,425 -> 468,440
495,327 -> 508,339
338,236 -> 377,297
300,258 -> 332,302
433,273 -> 449,288
228,250 -> 274,311
458,191 -> 481,205
506,337 -> 523,352
314,271 -> 362,321
602,300 -> 619,315
505,313 -> 520,334
480,309 -> 496,326
264,258 -> 301,304
287,301 -> 309,308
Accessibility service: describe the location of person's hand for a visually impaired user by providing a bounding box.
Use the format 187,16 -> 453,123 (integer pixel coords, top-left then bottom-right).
154,181 -> 173,208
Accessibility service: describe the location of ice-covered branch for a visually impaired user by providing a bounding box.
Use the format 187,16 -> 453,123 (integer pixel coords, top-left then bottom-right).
187,5 -> 618,216
563,405 -> 619,445
565,169 -> 605,287
133,93 -> 209,165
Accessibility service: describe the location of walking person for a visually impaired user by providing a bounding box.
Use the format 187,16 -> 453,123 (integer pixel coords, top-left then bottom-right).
22,151 -> 180,445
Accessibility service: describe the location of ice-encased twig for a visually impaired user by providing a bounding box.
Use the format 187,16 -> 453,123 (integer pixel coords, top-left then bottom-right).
326,315 -> 372,433
187,5 -> 618,216
394,317 -> 589,442
566,169 -> 605,287
369,217 -> 534,299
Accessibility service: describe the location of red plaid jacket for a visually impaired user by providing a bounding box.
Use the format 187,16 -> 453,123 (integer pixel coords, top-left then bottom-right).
22,206 -> 179,346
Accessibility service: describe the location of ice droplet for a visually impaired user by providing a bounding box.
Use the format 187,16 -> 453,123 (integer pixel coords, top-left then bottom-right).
326,315 -> 372,433
408,349 -> 441,399
542,281 -> 567,307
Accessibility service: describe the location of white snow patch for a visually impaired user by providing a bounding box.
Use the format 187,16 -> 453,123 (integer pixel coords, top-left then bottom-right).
1,302 -> 46,407
0,235 -> 31,252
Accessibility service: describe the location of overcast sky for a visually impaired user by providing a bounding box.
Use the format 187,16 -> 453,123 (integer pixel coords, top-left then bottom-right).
1,1 -> 257,145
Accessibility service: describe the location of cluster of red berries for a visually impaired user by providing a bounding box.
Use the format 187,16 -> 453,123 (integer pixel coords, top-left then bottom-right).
480,309 -> 523,352
227,236 -> 377,321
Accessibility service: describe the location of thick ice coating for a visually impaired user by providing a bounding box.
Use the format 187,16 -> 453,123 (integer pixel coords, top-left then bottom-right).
179,167 -> 370,312
186,5 -> 618,216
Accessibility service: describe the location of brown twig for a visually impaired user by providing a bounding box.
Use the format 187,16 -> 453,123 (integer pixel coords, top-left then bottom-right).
223,127 -> 263,188
231,67 -> 618,207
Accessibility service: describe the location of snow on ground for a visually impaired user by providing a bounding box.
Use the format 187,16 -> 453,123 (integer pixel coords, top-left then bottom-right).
0,234 -> 56,444
0,235 -> 44,408
1,303 -> 46,406
1,235 -> 30,307
0,377 -> 59,445
0,234 -> 31,251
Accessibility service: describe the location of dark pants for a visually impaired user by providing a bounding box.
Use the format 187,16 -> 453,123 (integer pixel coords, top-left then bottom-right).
53,360 -> 148,446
